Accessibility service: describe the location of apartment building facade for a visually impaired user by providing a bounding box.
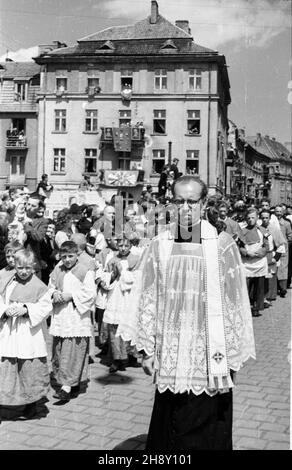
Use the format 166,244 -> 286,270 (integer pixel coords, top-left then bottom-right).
0,61 -> 41,191
34,1 -> 231,202
227,121 -> 292,205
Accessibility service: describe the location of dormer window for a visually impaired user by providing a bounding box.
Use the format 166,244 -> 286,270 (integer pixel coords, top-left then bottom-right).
98,40 -> 115,51
14,82 -> 27,101
160,39 -> 177,50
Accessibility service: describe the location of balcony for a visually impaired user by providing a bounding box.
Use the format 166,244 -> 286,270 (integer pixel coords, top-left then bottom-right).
6,135 -> 28,149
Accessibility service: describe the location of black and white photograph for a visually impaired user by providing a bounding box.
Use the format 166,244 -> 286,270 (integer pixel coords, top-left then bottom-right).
0,0 -> 291,454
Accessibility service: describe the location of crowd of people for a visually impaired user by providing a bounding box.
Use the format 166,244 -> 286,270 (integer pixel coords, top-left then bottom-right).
0,172 -> 291,449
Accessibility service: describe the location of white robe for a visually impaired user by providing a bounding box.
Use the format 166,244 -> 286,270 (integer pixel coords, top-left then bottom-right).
49,270 -> 96,338
0,281 -> 52,359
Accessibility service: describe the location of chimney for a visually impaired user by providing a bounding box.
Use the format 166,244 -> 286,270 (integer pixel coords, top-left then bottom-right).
150,0 -> 159,24
52,40 -> 67,49
256,133 -> 261,146
272,137 -> 276,141
175,20 -> 191,35
38,41 -> 67,55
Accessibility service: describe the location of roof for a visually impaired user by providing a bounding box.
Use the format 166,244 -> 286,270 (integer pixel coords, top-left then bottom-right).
48,39 -> 215,56
79,14 -> 193,41
0,62 -> 41,79
246,135 -> 292,162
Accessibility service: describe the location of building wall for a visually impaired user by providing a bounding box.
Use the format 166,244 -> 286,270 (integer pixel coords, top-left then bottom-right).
270,175 -> 292,206
0,113 -> 38,190
43,62 -> 217,95
38,96 -> 221,187
0,80 -> 38,112
0,75 -> 39,191
38,61 -> 226,194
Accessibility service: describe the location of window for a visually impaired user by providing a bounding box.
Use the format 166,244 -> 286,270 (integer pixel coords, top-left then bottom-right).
186,150 -> 199,174
10,156 -> 25,176
11,118 -> 25,133
121,70 -> 133,90
85,110 -> 98,132
53,148 -> 66,173
152,149 -> 166,174
54,110 -> 67,132
87,77 -> 100,93
14,82 -> 26,101
56,77 -> 67,92
154,69 -> 167,90
31,74 -> 40,86
119,110 -> 131,127
118,156 -> 131,170
187,110 -> 200,134
189,70 -> 202,90
153,110 -> 166,134
84,148 -> 97,173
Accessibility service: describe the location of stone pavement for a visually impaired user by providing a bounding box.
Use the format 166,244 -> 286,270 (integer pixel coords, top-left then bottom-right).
0,292 -> 290,451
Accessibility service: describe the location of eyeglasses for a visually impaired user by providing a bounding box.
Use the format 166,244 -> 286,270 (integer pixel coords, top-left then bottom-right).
172,198 -> 201,208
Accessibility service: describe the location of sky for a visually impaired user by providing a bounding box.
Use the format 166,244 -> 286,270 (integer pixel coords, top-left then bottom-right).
0,0 -> 291,145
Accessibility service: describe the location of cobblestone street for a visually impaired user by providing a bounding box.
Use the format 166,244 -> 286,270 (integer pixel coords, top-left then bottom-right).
0,292 -> 290,451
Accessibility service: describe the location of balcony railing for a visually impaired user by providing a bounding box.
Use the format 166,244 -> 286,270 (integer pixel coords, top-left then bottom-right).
6,136 -> 28,148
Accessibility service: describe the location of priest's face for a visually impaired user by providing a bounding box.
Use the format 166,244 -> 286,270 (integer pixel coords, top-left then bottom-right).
173,180 -> 204,228
61,252 -> 78,269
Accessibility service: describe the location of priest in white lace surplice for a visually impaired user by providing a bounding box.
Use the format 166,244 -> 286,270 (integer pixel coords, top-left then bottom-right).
49,241 -> 96,402
117,176 -> 256,450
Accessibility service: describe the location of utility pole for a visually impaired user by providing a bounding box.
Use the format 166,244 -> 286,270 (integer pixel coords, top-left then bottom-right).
168,141 -> 172,166
243,143 -> 247,200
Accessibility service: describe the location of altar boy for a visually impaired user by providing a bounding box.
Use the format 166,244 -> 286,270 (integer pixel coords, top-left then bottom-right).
49,241 -> 96,402
0,249 -> 52,420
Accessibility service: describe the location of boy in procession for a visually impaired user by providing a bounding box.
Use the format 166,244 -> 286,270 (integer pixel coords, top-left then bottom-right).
0,249 -> 52,420
49,241 -> 96,402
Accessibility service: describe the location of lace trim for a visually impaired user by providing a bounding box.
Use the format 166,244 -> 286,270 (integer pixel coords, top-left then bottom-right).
50,334 -> 92,338
156,383 -> 220,397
